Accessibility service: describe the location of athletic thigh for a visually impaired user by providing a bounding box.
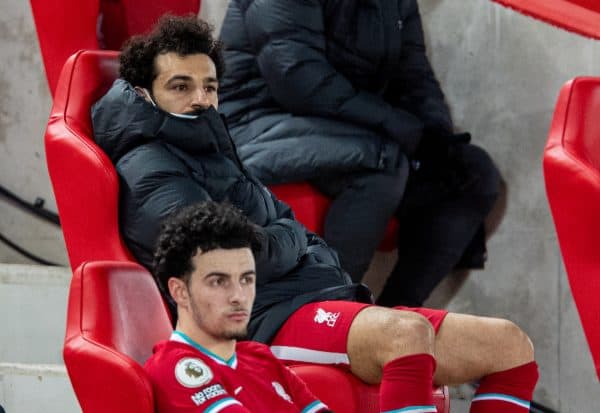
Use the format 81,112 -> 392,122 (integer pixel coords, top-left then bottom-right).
433,312 -> 534,386
346,306 -> 448,383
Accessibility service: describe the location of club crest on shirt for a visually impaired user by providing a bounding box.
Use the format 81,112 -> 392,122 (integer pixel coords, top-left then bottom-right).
175,358 -> 213,388
272,381 -> 292,403
314,308 -> 340,327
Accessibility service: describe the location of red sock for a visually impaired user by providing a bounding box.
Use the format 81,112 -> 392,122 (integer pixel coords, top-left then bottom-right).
379,353 -> 437,413
470,361 -> 539,412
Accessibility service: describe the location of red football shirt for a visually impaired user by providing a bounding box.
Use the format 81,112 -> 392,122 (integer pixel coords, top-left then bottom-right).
144,331 -> 329,413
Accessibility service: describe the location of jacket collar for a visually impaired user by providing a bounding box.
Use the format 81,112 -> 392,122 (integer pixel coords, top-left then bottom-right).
93,79 -> 237,163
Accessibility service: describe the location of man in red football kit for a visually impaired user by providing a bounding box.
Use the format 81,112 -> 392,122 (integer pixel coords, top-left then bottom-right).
145,201 -> 330,413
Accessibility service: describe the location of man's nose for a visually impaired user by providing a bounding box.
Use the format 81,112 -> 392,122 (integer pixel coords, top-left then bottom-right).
191,87 -> 211,108
229,282 -> 247,304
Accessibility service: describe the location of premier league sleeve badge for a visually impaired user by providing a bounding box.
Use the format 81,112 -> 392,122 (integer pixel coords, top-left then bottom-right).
174,358 -> 214,388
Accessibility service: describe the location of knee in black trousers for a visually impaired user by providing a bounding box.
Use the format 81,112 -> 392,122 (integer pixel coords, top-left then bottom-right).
311,157 -> 409,282
453,143 -> 502,206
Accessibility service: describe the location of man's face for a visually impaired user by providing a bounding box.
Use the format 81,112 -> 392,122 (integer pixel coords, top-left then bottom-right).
149,52 -> 219,114
172,248 -> 256,342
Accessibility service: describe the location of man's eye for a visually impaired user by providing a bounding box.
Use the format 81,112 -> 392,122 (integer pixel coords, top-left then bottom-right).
205,85 -> 217,93
241,275 -> 255,285
211,278 -> 225,286
174,84 -> 187,91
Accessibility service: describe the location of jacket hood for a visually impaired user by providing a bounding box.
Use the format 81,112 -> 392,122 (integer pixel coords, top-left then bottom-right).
92,79 -> 235,163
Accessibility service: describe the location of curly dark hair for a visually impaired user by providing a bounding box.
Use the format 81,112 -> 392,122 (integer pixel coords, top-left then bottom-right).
119,14 -> 225,89
153,201 -> 260,299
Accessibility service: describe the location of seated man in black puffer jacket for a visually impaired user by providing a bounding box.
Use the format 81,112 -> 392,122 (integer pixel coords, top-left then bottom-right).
92,15 -> 538,412
218,0 -> 502,308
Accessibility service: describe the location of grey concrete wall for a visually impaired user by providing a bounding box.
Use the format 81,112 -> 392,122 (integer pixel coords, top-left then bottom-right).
419,1 -> 600,410
0,363 -> 79,413
0,0 -> 68,266
0,265 -> 71,364
1,0 -> 599,411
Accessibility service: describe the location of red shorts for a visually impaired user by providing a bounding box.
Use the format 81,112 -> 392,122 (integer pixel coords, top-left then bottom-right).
270,301 -> 448,366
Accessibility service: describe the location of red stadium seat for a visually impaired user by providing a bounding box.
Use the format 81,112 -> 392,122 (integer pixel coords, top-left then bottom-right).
543,76 -> 600,380
270,183 -> 399,251
29,0 -> 200,96
45,50 -> 135,271
63,261 -> 172,413
492,0 -> 600,40
99,0 -> 201,50
48,50 -> 449,411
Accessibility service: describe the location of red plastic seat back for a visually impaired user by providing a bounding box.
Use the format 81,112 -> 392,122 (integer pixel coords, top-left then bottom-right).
99,0 -> 201,50
30,0 -> 101,95
64,261 -> 172,413
557,78 -> 600,172
543,76 -> 600,379
492,0 -> 600,40
270,183 -> 332,234
45,50 -> 135,270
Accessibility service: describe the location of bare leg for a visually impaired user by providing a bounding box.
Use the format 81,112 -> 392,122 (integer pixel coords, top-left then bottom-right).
433,312 -> 534,386
346,306 -> 435,383
345,307 -> 534,386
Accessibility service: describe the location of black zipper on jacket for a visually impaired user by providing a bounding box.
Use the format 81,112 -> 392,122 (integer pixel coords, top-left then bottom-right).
379,0 -> 403,80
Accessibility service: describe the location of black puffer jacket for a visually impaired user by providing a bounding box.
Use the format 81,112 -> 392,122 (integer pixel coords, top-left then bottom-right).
218,0 -> 452,184
92,79 -> 369,342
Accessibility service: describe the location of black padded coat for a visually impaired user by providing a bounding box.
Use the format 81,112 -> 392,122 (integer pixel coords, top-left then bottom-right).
218,0 -> 452,184
92,79 -> 369,343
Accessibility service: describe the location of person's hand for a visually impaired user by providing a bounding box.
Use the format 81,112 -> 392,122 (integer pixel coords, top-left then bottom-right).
413,129 -> 471,170
411,130 -> 477,193
447,131 -> 471,145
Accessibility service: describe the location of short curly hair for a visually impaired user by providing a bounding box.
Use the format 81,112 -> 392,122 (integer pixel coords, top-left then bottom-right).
119,14 -> 225,89
153,201 -> 260,299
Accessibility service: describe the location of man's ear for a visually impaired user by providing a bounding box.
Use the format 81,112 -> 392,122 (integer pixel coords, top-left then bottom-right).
135,86 -> 158,108
168,277 -> 189,307
134,86 -> 146,97
134,86 -> 151,101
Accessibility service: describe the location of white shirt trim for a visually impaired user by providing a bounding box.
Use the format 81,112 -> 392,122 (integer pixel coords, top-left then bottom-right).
270,345 -> 350,365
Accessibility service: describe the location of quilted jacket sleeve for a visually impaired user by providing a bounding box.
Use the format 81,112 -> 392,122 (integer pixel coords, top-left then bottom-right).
251,190 -> 308,285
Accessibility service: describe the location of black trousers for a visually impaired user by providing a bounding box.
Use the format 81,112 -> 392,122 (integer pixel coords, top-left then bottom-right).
311,143 -> 501,307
